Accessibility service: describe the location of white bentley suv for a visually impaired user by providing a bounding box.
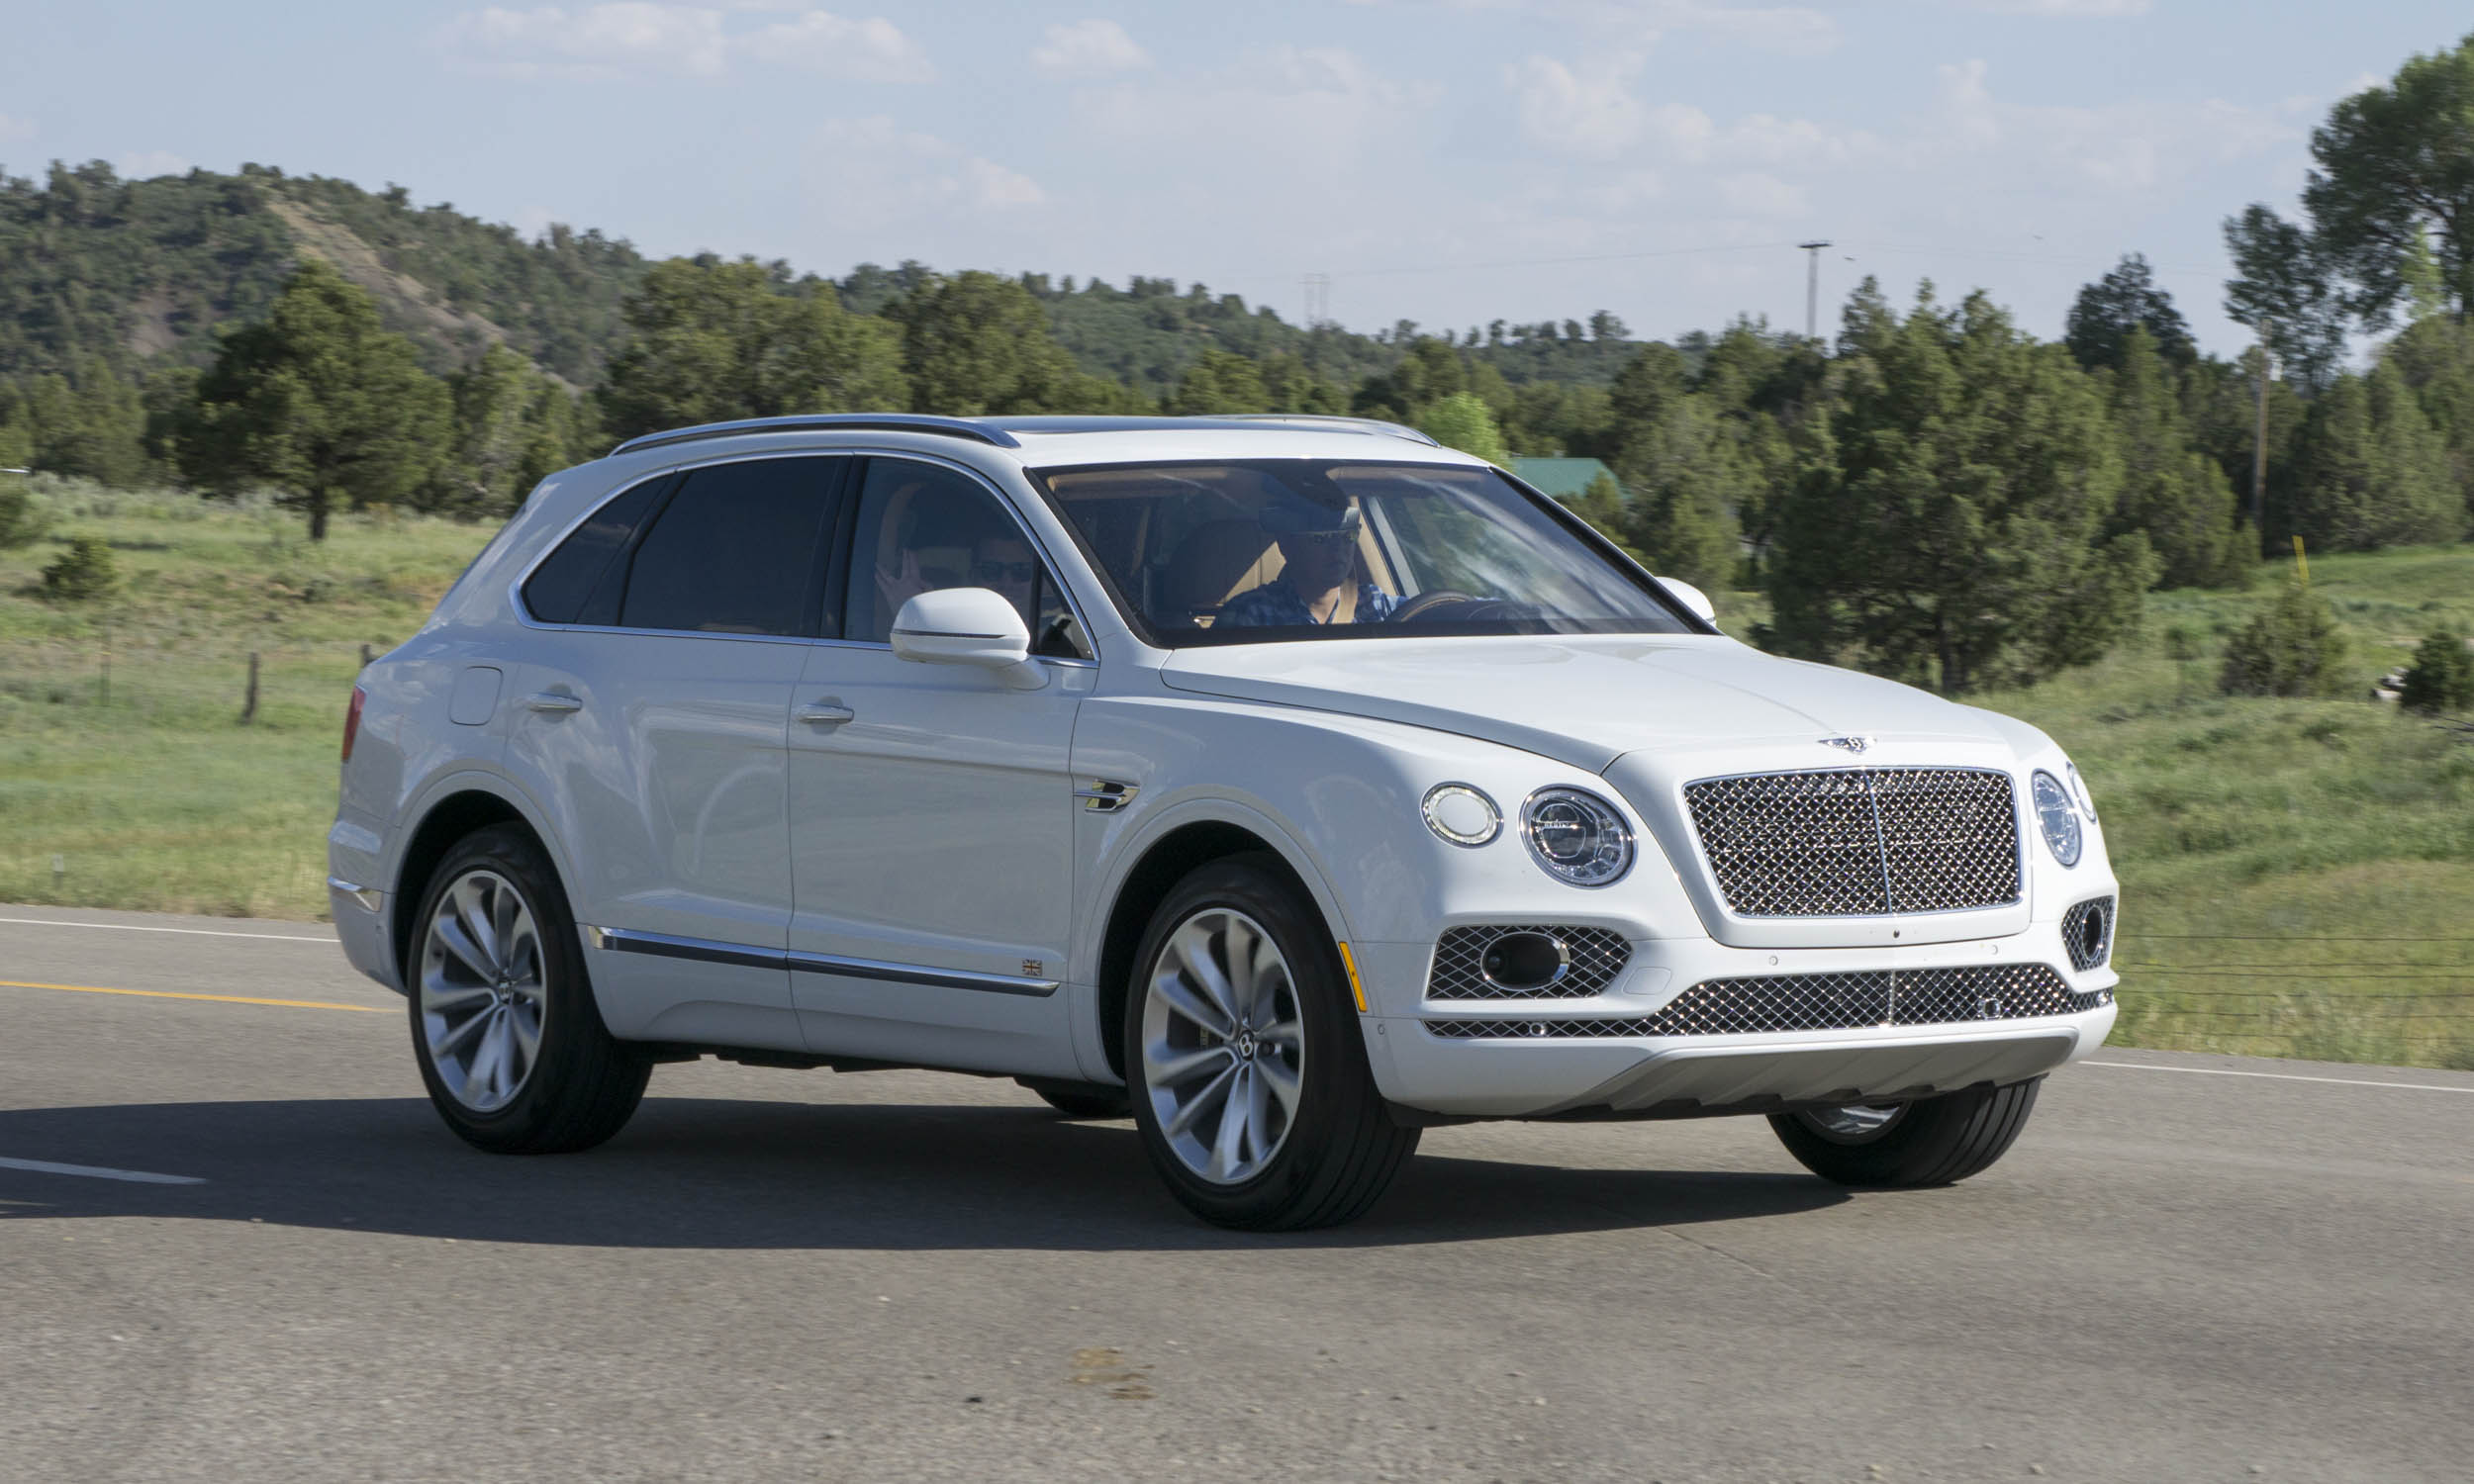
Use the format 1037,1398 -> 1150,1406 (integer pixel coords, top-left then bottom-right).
328,414 -> 2120,1229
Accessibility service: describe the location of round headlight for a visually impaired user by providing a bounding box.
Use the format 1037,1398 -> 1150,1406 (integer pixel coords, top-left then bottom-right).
1421,784 -> 1501,847
1520,788 -> 1634,887
2066,761 -> 2097,820
2031,771 -> 2082,867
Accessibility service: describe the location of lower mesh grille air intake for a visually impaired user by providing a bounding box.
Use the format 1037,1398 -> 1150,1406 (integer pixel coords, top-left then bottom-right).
1422,963 -> 2105,1039
1426,925 -> 1630,999
2061,896 -> 2115,972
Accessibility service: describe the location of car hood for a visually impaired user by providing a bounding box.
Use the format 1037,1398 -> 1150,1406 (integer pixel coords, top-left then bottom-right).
1157,634 -> 2008,773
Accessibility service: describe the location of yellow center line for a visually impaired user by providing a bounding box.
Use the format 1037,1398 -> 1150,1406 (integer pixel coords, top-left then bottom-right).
0,978 -> 393,1014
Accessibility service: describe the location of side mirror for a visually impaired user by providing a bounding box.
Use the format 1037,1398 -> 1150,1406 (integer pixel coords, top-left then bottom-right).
890,587 -> 1045,688
1658,575 -> 1717,624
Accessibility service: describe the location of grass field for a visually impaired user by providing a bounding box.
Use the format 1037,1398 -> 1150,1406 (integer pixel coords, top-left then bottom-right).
5,474 -> 2471,1067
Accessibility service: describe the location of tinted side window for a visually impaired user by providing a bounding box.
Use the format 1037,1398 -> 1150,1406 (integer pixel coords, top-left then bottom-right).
520,476 -> 668,625
843,460 -> 1087,658
618,459 -> 836,636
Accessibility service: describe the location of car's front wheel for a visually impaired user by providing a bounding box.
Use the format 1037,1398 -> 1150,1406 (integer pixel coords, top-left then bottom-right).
1125,855 -> 1417,1230
409,825 -> 650,1154
1767,1078 -> 2042,1187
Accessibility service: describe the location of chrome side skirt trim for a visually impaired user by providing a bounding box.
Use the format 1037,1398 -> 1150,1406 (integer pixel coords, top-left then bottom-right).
583,925 -> 1059,997
587,925 -> 781,972
327,877 -> 383,913
788,949 -> 1059,997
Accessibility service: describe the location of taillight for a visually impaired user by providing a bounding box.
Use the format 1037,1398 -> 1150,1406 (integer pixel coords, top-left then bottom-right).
341,685 -> 367,763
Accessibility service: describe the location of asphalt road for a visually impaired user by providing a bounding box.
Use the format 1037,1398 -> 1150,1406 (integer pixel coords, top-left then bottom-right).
3,905 -> 2470,1484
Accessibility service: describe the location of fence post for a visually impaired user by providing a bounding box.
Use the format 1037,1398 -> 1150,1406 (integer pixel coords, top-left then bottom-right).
241,651 -> 259,723
360,642 -> 373,668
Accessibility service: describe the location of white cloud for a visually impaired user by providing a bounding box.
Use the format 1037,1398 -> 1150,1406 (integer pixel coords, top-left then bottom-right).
438,4 -> 930,82
1508,55 -> 1648,158
1934,59 -> 2294,192
1364,0 -> 1840,56
1029,19 -> 1150,77
808,116 -> 1045,229
0,114 -> 34,145
1070,45 -> 1431,187
1938,57 -> 2001,146
115,150 -> 193,179
744,10 -> 933,81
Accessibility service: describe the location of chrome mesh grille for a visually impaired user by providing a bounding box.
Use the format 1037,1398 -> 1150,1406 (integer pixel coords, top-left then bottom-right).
2061,896 -> 2115,972
1684,768 -> 2021,917
1422,964 -> 2104,1039
1426,925 -> 1631,1000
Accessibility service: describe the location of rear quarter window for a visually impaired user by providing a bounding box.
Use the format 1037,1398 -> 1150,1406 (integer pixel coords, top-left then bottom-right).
520,476 -> 671,626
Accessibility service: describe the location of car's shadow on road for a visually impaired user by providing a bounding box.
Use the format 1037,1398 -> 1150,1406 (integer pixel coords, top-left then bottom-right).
0,1094 -> 1845,1248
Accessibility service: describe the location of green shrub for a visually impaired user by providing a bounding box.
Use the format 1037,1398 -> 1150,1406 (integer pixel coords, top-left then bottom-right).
2219,582 -> 2350,697
40,536 -> 120,602
0,480 -> 46,550
2399,627 -> 2474,714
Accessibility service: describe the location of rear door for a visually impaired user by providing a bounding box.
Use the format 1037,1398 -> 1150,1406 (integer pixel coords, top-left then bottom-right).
507,454 -> 848,1051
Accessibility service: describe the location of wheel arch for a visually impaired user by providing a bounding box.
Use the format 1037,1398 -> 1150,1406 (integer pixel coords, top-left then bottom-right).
1088,806 -> 1350,1081
389,784 -> 556,982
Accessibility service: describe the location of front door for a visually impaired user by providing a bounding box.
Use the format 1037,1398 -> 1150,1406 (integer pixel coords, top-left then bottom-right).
786,456 -> 1092,1075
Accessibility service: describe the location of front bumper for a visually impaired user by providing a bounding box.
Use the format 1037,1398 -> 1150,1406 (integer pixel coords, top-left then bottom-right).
1365,1001 -> 2115,1117
1353,911 -> 2119,1117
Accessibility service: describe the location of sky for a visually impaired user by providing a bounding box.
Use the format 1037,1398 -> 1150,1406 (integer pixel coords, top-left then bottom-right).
2,1 -> 2465,359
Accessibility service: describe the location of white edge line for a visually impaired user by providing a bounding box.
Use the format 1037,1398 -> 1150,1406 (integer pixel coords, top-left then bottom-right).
0,1156 -> 207,1185
0,916 -> 333,945
2083,1061 -> 2474,1094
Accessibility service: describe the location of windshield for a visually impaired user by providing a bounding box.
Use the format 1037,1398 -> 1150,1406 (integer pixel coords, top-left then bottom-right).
1036,459 -> 1700,646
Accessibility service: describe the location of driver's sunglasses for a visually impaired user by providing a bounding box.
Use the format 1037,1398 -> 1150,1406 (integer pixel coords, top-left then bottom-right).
1289,529 -> 1358,550
974,559 -> 1039,584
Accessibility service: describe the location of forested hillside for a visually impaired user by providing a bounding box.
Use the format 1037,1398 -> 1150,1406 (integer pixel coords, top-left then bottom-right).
0,160 -> 1637,399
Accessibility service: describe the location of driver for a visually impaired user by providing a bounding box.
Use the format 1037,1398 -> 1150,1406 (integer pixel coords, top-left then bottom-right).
1215,498 -> 1397,628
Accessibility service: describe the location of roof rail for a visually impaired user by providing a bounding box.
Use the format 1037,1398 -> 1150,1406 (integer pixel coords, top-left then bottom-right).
1186,413 -> 1441,447
610,414 -> 1021,457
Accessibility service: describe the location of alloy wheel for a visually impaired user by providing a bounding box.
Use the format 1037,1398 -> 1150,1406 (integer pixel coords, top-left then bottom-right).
1138,908 -> 1305,1186
1797,1103 -> 1907,1144
419,868 -> 548,1114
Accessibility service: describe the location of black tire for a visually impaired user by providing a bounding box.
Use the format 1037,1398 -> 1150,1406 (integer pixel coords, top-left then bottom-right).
1124,854 -> 1418,1230
407,825 -> 650,1155
1768,1078 -> 2043,1187
1018,1078 -> 1132,1119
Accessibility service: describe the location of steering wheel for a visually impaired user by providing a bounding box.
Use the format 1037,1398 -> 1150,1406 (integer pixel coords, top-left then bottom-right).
1390,590 -> 1478,623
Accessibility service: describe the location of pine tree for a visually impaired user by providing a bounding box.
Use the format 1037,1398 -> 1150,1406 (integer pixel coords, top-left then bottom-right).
886,270 -> 1136,416
178,260 -> 451,539
2065,253 -> 2196,373
2282,363 -> 2462,550
2107,328 -> 2246,589
1765,282 -> 2154,695
2399,627 -> 2474,713
599,257 -> 907,438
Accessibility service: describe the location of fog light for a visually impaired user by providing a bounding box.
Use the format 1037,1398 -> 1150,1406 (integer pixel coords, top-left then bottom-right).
1479,931 -> 1570,991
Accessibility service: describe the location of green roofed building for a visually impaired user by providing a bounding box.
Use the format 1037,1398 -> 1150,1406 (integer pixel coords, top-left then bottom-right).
1508,457 -> 1616,502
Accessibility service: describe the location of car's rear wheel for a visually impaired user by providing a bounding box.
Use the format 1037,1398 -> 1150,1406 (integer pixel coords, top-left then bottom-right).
410,825 -> 649,1154
1125,855 -> 1417,1230
1768,1078 -> 2042,1187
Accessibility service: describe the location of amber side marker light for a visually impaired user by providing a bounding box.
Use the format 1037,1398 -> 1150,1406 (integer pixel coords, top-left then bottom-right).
1337,941 -> 1369,1013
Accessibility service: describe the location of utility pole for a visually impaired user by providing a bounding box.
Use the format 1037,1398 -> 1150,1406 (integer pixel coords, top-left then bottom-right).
1797,240 -> 1832,341
2251,320 -> 2273,542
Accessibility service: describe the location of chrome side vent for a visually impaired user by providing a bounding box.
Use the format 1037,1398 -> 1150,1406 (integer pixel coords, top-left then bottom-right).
1074,780 -> 1139,813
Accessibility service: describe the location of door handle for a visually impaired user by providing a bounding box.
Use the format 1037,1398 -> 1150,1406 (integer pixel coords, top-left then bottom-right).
797,700 -> 856,725
524,692 -> 582,714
